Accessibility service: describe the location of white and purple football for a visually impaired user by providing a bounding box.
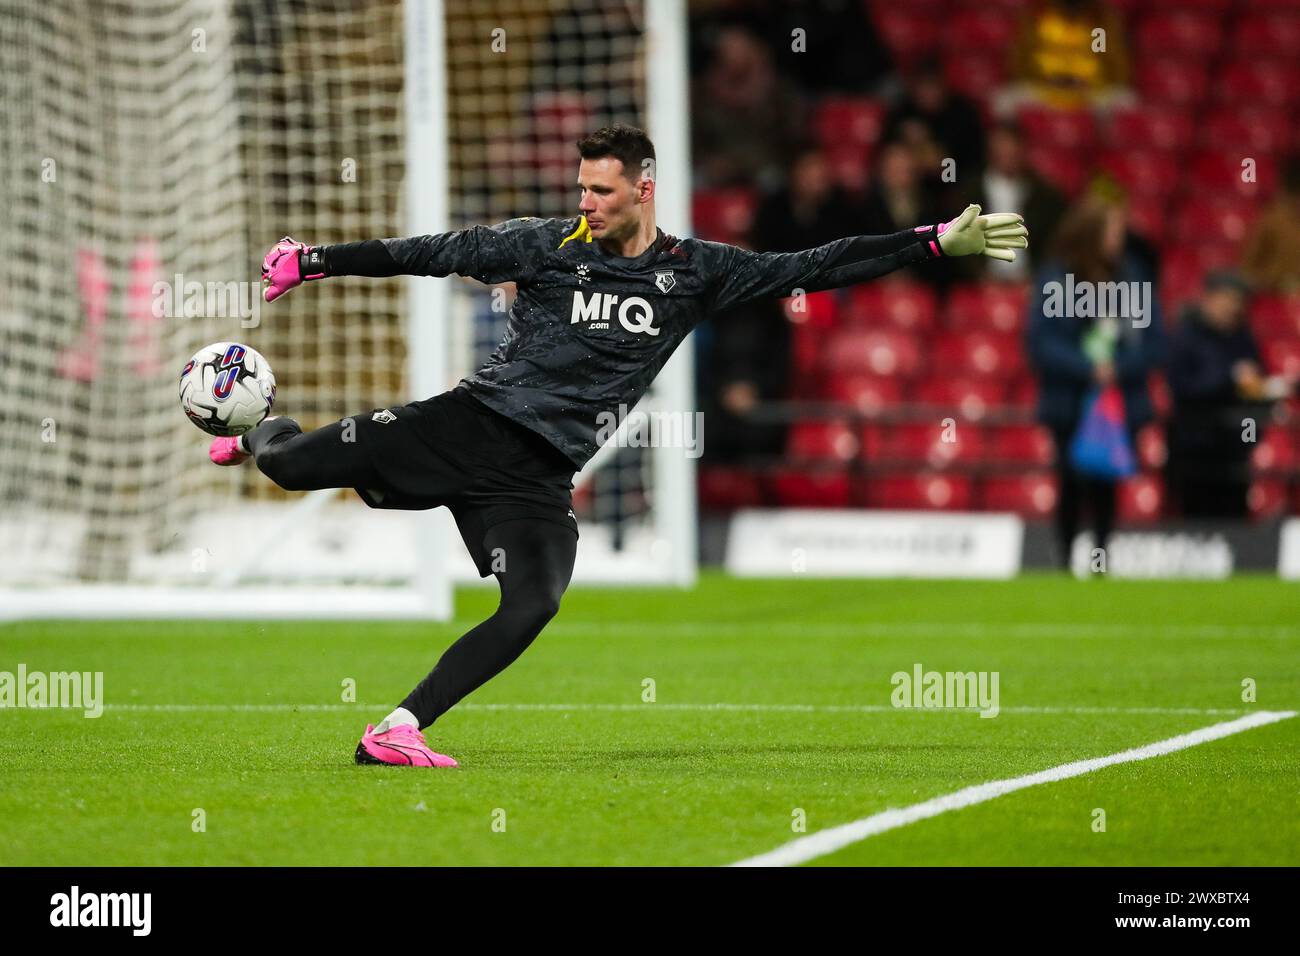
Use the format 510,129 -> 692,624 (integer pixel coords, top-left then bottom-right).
179,342 -> 276,436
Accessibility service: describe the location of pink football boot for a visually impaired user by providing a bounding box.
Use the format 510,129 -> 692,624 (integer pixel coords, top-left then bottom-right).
209,435 -> 251,466
355,723 -> 458,768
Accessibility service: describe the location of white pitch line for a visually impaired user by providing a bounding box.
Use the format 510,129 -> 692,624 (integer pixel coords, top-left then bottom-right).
729,710 -> 1298,868
531,621 -> 1300,640
93,702 -> 1265,716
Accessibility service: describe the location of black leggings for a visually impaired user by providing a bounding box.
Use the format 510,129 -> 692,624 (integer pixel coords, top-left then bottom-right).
1049,424 -> 1135,567
399,517 -> 576,726
246,417 -> 578,728
247,416 -> 381,491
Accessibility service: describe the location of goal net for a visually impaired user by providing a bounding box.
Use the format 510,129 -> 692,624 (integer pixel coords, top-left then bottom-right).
0,0 -> 694,620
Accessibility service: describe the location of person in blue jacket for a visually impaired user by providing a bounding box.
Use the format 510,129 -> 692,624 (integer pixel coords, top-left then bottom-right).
1026,194 -> 1166,567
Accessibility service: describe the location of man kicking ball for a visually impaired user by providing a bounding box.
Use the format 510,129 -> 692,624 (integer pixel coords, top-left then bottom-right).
209,124 -> 1027,767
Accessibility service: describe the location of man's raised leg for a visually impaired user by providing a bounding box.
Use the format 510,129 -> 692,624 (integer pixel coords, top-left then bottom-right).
212,417 -> 381,492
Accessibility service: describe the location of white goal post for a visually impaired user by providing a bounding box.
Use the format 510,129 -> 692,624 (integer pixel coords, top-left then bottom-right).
0,0 -> 695,620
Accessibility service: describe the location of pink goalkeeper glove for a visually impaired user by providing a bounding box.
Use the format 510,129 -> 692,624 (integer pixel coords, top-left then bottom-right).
261,236 -> 327,302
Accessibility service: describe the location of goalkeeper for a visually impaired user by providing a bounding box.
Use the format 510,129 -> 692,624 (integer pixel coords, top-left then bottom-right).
211,125 -> 1027,767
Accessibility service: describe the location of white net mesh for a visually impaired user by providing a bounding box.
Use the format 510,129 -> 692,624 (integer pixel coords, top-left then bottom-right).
0,0 -> 685,594
444,0 -> 659,551
0,0 -> 407,586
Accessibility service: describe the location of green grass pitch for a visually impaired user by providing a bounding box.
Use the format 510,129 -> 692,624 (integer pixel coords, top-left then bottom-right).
1,573 -> 1297,866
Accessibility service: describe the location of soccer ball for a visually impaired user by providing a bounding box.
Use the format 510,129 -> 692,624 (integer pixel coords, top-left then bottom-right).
179,342 -> 276,436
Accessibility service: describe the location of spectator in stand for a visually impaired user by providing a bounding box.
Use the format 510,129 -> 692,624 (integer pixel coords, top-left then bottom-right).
1166,273 -> 1295,518
1085,175 -> 1160,284
700,296 -> 792,463
859,141 -> 946,288
753,0 -> 894,95
999,0 -> 1133,115
750,147 -> 867,252
690,25 -> 806,189
971,120 -> 1066,280
882,58 -> 987,185
1241,156 -> 1300,294
701,149 -> 861,464
1026,194 -> 1166,567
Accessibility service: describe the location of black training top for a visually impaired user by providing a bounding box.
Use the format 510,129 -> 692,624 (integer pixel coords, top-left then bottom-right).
318,216 -> 944,468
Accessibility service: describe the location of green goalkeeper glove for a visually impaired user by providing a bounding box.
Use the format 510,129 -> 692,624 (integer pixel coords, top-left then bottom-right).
935,204 -> 1029,262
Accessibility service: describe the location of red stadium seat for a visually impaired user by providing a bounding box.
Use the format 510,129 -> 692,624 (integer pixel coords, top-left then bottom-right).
1233,13 -> 1300,57
944,54 -> 1007,102
869,473 -> 975,511
943,10 -> 1018,53
1118,474 -> 1165,524
876,422 -> 985,468
1123,0 -> 1230,10
872,9 -> 941,66
1172,198 -> 1259,251
914,376 -> 1006,421
1264,339 -> 1300,378
1248,479 -> 1289,520
859,423 -> 885,461
945,282 -> 1030,334
1159,247 -> 1208,318
824,143 -> 874,193
1098,150 -> 1179,202
1149,373 -> 1174,420
769,469 -> 851,508
1125,193 -> 1168,244
1017,106 -> 1097,151
1135,58 -> 1209,106
1136,424 -> 1167,470
964,0 -> 1051,8
1135,12 -> 1223,57
866,0 -> 947,11
826,372 -> 903,415
787,420 -> 860,462
789,322 -> 825,388
933,331 -> 1026,379
1252,428 -> 1299,473
1201,109 -> 1294,154
824,328 -> 923,377
1251,295 -> 1300,339
781,289 -> 839,329
1006,375 -> 1038,411
691,188 -> 757,244
1216,60 -> 1300,107
980,473 -> 1058,517
988,424 -> 1054,466
845,281 -> 937,332
1026,144 -> 1089,196
698,467 -> 764,511
1105,105 -> 1194,153
1160,245 -> 1239,318
813,97 -> 886,150
1187,150 -> 1277,200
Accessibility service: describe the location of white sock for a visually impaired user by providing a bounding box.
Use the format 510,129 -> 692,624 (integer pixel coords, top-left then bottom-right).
374,707 -> 419,734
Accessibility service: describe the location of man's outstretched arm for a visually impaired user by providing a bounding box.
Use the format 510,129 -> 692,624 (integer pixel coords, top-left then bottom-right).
261,218 -> 551,302
708,204 -> 1028,311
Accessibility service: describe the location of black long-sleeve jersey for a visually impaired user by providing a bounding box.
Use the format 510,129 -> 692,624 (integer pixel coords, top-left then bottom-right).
318,215 -> 946,469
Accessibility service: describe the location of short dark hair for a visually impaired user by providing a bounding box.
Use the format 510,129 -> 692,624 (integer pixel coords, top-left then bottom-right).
576,124 -> 656,180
